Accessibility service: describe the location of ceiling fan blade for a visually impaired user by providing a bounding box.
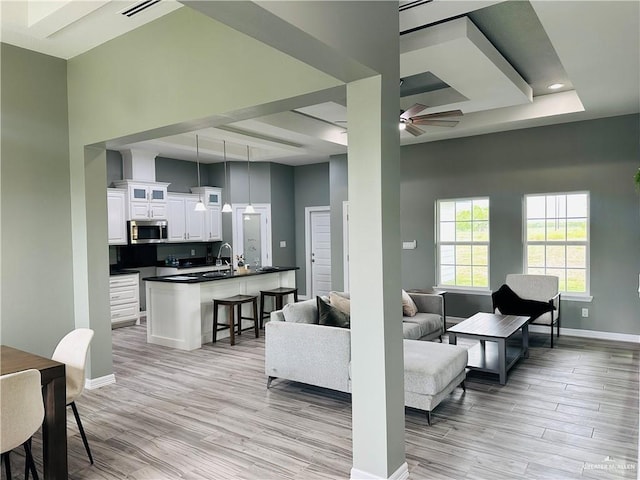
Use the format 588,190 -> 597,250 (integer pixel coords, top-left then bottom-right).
411,119 -> 459,127
400,103 -> 427,120
404,123 -> 425,136
411,109 -> 463,121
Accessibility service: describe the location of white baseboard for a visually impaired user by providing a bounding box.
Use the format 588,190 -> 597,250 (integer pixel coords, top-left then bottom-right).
351,462 -> 409,480
447,316 -> 640,343
85,374 -> 116,390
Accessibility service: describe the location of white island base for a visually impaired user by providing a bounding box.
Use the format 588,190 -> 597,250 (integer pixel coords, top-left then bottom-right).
145,269 -> 296,350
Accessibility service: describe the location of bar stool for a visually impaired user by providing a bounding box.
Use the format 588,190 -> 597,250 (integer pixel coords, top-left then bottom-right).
259,287 -> 299,328
212,294 -> 259,346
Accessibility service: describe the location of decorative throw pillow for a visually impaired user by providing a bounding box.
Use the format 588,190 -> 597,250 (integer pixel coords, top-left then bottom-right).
329,291 -> 351,315
282,300 -> 319,324
317,296 -> 351,328
401,289 -> 418,317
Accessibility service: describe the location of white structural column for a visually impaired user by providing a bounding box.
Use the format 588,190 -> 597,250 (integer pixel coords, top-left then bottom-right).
179,2 -> 404,478
347,73 -> 406,479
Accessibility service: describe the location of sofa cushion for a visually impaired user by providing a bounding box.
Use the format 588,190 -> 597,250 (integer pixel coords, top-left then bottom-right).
317,296 -> 350,328
403,340 -> 468,396
282,299 -> 319,324
402,289 -> 418,317
329,292 -> 351,315
402,322 -> 423,340
403,313 -> 442,338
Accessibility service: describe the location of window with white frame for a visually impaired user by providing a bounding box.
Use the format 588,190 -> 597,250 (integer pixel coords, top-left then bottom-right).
524,192 -> 589,294
437,198 -> 489,288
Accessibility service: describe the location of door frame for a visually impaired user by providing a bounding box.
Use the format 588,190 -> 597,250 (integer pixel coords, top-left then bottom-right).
305,206 -> 331,298
231,203 -> 272,268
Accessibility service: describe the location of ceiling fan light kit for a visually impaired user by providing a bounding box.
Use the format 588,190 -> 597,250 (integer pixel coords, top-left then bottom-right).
399,103 -> 464,136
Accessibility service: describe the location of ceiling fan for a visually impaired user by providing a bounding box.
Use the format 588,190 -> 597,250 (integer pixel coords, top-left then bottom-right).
399,103 -> 463,136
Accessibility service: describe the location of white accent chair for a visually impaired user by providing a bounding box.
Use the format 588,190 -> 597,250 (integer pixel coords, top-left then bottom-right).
496,274 -> 561,347
1,369 -> 44,480
52,328 -> 95,464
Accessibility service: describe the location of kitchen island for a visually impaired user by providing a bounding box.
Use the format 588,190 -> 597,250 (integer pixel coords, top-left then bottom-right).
144,267 -> 297,350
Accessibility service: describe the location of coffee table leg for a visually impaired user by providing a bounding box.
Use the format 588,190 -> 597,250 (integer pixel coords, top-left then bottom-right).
498,338 -> 507,385
449,333 -> 457,345
523,324 -> 529,359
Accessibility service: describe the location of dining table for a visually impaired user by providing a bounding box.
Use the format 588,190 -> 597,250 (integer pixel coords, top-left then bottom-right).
1,345 -> 68,480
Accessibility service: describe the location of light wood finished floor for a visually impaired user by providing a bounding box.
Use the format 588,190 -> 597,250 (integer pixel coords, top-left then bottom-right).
3,325 -> 638,480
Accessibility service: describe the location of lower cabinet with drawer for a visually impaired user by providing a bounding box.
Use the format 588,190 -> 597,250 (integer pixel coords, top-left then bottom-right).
109,273 -> 140,328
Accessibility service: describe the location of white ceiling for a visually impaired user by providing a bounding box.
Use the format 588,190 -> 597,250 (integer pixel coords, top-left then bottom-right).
2,0 -> 638,165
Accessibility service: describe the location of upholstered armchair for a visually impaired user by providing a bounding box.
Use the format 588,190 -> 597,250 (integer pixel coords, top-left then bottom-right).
494,274 -> 561,347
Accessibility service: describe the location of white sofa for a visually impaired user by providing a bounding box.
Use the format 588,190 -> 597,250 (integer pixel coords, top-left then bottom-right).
265,296 -> 468,424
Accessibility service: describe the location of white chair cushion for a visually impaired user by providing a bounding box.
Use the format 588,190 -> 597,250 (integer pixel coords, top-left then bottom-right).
505,274 -> 558,303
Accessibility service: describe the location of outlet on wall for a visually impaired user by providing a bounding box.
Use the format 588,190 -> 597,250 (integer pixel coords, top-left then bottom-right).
581,308 -> 589,318
191,249 -> 195,256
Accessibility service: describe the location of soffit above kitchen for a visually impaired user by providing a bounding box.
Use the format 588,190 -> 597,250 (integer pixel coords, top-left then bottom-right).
2,1 -> 638,166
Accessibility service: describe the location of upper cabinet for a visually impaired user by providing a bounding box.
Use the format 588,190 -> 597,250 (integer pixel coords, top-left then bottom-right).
167,193 -> 206,242
191,187 -> 223,241
114,180 -> 169,220
107,188 -> 127,245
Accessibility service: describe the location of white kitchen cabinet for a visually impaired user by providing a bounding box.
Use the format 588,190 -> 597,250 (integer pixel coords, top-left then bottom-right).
167,193 -> 205,242
109,273 -> 140,327
107,188 -> 127,245
114,180 -> 169,220
191,187 -> 223,241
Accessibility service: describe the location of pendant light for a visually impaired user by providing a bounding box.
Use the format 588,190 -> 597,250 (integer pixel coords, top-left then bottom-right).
244,145 -> 255,214
221,140 -> 232,213
194,135 -> 207,212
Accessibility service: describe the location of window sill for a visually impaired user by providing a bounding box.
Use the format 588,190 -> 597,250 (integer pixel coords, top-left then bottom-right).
561,294 -> 593,302
435,286 -> 492,296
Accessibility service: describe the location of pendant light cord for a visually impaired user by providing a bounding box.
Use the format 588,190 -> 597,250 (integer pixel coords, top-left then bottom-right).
247,145 -> 251,205
196,134 -> 201,188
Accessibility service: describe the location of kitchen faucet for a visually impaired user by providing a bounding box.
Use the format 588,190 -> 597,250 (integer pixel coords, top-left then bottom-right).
217,242 -> 233,274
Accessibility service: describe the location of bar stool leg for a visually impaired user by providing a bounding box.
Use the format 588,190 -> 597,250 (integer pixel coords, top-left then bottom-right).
212,301 -> 219,343
293,290 -> 299,302
275,294 -> 284,311
236,304 -> 242,336
252,298 -> 259,338
259,292 -> 266,329
228,305 -> 235,346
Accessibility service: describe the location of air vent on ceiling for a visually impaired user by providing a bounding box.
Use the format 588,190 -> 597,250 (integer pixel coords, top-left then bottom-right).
121,0 -> 161,18
399,0 -> 433,12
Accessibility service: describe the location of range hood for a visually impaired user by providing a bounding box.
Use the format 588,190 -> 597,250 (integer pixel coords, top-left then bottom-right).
120,149 -> 158,182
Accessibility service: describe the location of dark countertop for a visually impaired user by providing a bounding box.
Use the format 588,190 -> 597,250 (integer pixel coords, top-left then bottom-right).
143,266 -> 299,284
110,268 -> 140,276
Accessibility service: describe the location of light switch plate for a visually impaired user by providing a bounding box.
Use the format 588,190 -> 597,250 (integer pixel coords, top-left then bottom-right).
402,240 -> 417,250
280,241 -> 286,248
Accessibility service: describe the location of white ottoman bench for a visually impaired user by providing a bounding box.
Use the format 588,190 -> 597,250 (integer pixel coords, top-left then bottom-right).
403,339 -> 468,425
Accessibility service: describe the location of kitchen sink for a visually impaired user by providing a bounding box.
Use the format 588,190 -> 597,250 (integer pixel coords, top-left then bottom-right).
201,271 -> 230,278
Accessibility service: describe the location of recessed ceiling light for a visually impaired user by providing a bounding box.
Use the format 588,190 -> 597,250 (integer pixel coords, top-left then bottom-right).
548,83 -> 564,90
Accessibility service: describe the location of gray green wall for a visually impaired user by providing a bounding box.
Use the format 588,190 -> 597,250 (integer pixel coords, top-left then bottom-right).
400,114 -> 640,335
270,163 -> 296,267
294,163 -> 330,294
330,154 -> 349,291
1,44 -> 75,355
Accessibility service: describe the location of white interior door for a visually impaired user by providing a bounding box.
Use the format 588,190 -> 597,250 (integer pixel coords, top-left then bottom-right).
306,207 -> 331,298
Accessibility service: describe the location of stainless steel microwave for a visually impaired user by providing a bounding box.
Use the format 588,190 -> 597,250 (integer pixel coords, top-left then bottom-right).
128,220 -> 168,244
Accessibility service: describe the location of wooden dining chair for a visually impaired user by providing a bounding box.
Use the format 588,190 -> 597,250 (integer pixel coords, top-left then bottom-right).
52,328 -> 95,464
1,369 -> 44,480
